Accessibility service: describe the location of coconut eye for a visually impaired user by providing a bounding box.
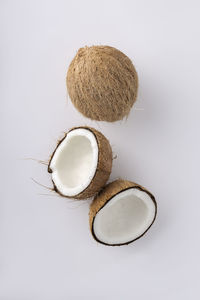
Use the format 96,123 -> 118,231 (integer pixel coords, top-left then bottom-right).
89,180 -> 157,246
48,127 -> 112,199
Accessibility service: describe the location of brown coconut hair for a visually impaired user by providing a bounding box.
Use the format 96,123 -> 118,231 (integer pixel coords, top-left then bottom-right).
89,179 -> 157,246
67,45 -> 138,122
48,126 -> 113,200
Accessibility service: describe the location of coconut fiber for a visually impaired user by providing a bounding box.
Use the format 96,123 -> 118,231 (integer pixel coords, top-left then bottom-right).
67,46 -> 138,122
89,179 -> 157,245
48,126 -> 112,199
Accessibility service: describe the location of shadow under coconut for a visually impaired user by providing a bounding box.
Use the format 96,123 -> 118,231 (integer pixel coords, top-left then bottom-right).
109,150 -> 141,183
130,72 -> 172,136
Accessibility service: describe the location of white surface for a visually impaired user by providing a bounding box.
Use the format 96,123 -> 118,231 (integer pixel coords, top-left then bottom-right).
0,0 -> 200,299
50,128 -> 98,196
93,188 -> 156,245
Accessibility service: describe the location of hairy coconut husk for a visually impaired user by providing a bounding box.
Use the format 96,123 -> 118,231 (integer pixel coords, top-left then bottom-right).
89,179 -> 157,245
48,126 -> 112,199
67,45 -> 138,122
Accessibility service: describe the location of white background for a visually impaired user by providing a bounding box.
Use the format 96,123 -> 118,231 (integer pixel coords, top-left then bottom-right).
1,0 -> 200,299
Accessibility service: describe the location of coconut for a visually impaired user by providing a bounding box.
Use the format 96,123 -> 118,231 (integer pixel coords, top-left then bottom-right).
48,127 -> 112,199
66,45 -> 138,122
89,179 -> 157,246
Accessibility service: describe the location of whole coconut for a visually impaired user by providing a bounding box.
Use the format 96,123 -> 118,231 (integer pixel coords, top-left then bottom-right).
66,45 -> 138,122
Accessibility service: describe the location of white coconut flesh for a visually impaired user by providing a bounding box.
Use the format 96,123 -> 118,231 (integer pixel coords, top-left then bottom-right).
49,128 -> 98,197
93,188 -> 156,245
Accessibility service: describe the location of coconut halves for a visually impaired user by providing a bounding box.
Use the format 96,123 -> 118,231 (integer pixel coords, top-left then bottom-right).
67,45 -> 138,122
89,180 -> 157,246
48,127 -> 112,199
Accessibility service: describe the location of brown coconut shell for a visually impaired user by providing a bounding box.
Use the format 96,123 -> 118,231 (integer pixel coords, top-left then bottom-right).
89,179 -> 157,246
67,45 -> 138,122
48,126 -> 112,200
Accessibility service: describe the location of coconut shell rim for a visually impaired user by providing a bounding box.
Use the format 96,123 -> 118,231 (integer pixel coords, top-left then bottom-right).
48,126 -> 111,199
91,185 -> 157,246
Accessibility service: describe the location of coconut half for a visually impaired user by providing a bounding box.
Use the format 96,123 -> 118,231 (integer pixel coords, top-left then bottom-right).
89,180 -> 157,246
48,127 -> 112,199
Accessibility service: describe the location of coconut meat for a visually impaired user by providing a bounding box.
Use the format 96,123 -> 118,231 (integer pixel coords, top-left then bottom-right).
93,188 -> 156,245
49,128 -> 98,197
